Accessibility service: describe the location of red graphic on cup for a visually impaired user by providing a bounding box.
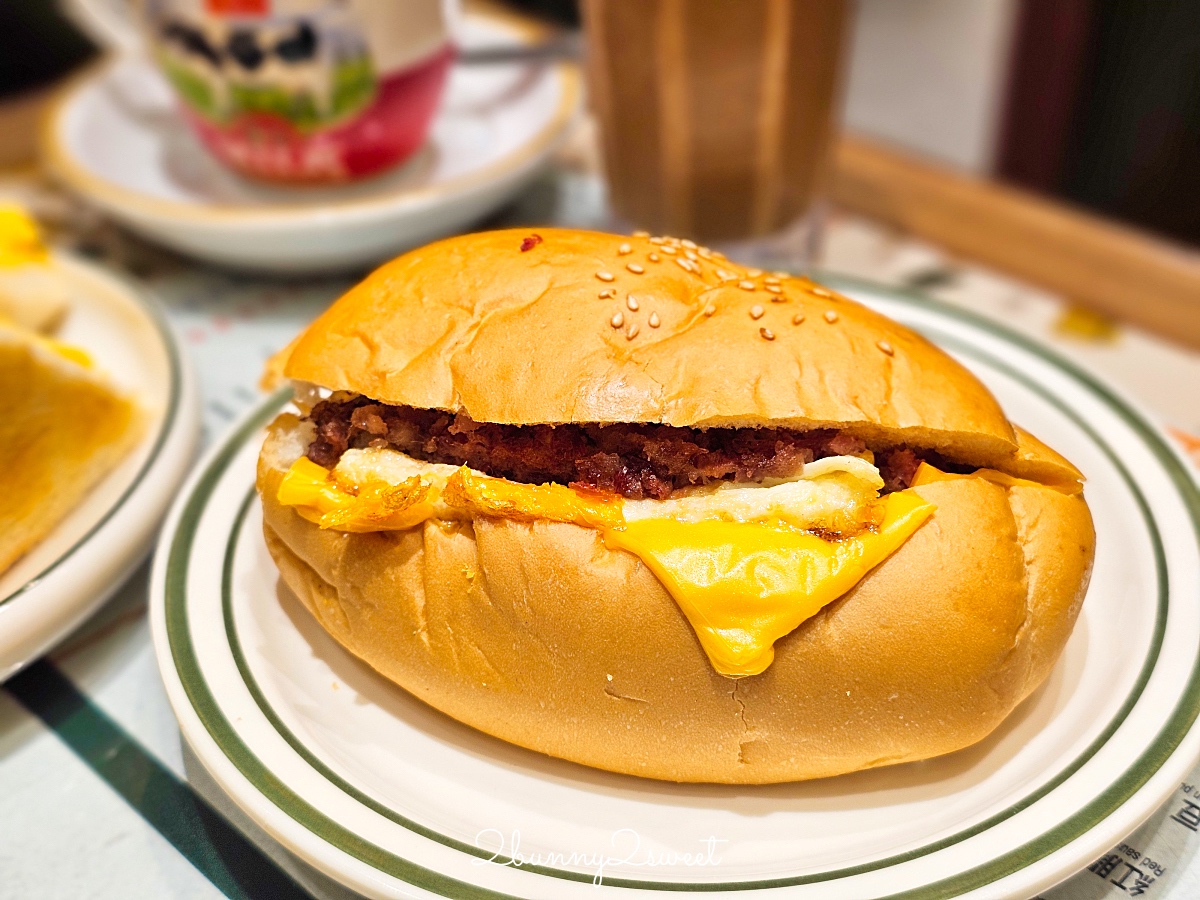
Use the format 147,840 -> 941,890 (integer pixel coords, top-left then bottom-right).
154,1 -> 453,183
206,0 -> 269,15
182,44 -> 453,182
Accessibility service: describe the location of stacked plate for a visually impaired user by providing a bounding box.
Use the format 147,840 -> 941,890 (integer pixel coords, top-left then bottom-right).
150,280 -> 1200,899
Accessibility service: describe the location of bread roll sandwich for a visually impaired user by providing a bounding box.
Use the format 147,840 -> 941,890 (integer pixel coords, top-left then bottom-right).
257,228 -> 1095,784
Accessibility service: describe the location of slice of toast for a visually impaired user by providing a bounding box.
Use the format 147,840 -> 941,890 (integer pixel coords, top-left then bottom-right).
0,321 -> 142,576
0,205 -> 69,333
0,265 -> 70,333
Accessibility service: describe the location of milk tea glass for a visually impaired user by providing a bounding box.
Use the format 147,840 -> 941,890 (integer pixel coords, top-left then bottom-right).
582,0 -> 850,263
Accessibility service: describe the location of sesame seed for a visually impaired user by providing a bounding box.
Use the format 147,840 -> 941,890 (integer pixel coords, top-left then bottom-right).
748,268 -> 763,277
610,312 -> 624,328
597,271 -> 615,282
739,280 -> 756,291
649,312 -> 661,328
765,284 -> 782,293
661,245 -> 678,255
772,271 -> 789,279
697,248 -> 712,259
626,323 -> 640,340
792,313 -> 806,325
812,287 -> 832,297
764,277 -> 781,286
877,340 -> 895,356
760,327 -> 775,341
681,238 -> 697,249
618,243 -> 632,255
648,253 -> 660,262
750,304 -> 765,319
627,263 -> 645,274
824,310 -> 839,323
626,295 -> 639,311
599,288 -> 615,299
703,304 -> 717,317
633,230 -> 650,237
716,269 -> 735,280
650,236 -> 665,245
685,249 -> 699,261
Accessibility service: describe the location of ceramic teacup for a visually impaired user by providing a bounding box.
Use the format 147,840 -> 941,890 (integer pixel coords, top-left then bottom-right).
137,0 -> 456,183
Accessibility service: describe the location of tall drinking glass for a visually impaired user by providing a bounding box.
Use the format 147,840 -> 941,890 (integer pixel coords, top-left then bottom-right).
581,0 -> 851,266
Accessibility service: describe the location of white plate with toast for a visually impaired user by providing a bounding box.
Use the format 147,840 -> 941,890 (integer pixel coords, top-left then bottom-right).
150,280 -> 1200,899
0,252 -> 199,679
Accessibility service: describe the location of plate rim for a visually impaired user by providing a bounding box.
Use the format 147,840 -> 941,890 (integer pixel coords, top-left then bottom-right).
41,13 -> 581,229
152,282 -> 1200,898
0,250 -> 190,608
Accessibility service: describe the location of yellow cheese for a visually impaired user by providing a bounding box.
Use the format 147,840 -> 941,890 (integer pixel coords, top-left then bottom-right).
602,491 -> 934,676
911,461 -> 1081,495
0,315 -> 91,368
276,456 -> 624,531
0,205 -> 49,268
38,336 -> 91,369
443,467 -> 623,530
277,456 -> 438,531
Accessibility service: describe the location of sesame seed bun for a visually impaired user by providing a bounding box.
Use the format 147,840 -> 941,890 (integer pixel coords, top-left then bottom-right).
281,228 -> 1022,469
257,414 -> 1095,783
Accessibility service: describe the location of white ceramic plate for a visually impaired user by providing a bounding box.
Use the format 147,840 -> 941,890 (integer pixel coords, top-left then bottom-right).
0,251 -> 198,679
150,280 -> 1200,899
43,12 -> 580,274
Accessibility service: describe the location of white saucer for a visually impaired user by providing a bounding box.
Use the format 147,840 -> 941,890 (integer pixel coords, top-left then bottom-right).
0,251 -> 199,680
150,280 -> 1200,899
43,12 -> 580,274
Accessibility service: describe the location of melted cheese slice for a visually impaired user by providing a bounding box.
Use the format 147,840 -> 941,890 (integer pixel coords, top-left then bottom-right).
604,492 -> 933,676
277,453 -> 625,532
911,461 -> 1082,495
276,448 -> 935,676
0,205 -> 49,268
277,456 -> 439,531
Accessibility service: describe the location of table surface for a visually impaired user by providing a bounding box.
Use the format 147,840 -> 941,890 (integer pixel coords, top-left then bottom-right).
2,130 -> 1200,900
